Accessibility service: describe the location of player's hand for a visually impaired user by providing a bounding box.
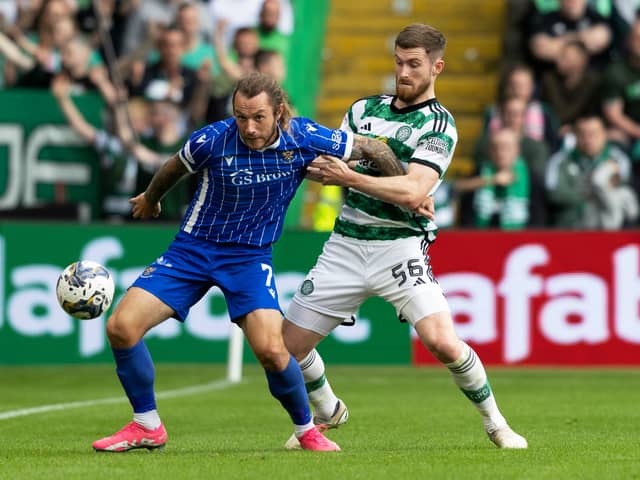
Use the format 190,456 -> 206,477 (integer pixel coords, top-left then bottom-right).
307,155 -> 354,186
413,196 -> 435,220
129,192 -> 161,219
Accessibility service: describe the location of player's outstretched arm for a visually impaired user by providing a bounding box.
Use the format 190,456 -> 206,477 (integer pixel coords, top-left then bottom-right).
350,134 -> 405,176
130,154 -> 189,219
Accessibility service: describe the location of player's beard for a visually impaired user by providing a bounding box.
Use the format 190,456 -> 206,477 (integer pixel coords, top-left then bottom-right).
242,120 -> 279,150
396,76 -> 431,104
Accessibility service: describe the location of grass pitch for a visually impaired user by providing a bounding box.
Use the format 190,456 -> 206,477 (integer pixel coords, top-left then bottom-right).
0,364 -> 638,480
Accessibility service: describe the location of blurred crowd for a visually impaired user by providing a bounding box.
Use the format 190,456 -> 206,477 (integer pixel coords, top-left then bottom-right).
0,0 -> 638,231
444,0 -> 640,230
0,0 -> 292,221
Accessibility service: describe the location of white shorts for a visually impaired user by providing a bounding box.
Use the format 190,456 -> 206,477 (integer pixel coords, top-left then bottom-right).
287,233 -> 449,336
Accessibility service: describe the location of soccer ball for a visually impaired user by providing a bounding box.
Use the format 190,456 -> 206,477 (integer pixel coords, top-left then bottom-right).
56,260 -> 115,319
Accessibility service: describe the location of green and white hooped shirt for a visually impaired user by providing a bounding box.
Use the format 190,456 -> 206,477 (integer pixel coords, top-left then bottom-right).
334,95 -> 458,241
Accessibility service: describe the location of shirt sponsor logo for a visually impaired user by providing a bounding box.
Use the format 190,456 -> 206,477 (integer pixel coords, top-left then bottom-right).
230,168 -> 293,185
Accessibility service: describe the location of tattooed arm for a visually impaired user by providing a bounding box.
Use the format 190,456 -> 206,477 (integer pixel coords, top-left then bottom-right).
307,156 -> 439,212
129,154 -> 190,219
350,134 -> 405,176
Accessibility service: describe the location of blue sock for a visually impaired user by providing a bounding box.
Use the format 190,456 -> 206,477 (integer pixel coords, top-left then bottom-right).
112,340 -> 156,413
265,354 -> 312,426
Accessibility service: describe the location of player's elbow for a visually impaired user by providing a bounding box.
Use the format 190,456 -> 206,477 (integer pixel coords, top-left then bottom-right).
399,191 -> 427,211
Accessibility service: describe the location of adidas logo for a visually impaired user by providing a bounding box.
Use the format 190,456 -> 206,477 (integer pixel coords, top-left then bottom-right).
361,122 -> 372,132
413,278 -> 426,286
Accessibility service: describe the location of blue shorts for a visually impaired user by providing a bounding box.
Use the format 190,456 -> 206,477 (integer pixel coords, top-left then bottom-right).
132,231 -> 280,322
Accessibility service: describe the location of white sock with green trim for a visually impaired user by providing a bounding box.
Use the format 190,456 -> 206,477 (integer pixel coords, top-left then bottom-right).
446,342 -> 507,433
298,349 -> 339,420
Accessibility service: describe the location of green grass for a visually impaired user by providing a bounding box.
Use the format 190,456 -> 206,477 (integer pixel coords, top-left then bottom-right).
0,365 -> 638,480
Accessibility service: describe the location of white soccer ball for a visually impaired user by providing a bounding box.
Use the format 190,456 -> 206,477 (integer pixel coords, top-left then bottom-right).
56,260 -> 115,319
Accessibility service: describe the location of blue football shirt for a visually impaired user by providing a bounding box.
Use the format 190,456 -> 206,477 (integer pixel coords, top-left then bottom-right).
178,117 -> 353,246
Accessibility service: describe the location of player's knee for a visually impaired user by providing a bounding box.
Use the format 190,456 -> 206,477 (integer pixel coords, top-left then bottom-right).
106,311 -> 142,348
254,343 -> 290,371
425,335 -> 460,363
282,318 -> 323,361
282,332 -> 310,361
416,322 -> 460,363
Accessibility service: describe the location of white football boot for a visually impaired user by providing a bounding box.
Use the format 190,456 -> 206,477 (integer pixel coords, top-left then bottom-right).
487,425 -> 528,449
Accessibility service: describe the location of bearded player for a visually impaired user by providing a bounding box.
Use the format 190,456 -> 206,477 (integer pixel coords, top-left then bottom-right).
282,23 -> 528,449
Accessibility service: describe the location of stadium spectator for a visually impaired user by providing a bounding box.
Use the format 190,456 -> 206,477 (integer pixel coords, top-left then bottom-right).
254,48 -> 286,85
0,29 -> 37,78
51,74 -> 139,219
174,1 -> 219,74
4,0 -> 75,88
74,0 -> 140,59
281,24 -> 528,451
214,21 -> 260,81
540,39 -> 603,133
1,13 -> 114,100
256,0 -> 290,62
127,25 -> 207,127
59,33 -> 117,104
602,17 -> 640,159
459,128 -> 531,229
91,71 -> 407,453
587,154 -> 639,228
127,98 -> 193,220
527,0 -> 612,78
52,72 -> 191,221
113,1 -> 171,64
208,20 -> 260,120
483,63 -> 560,150
207,0 -> 293,46
474,95 -> 548,226
545,113 -> 635,227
